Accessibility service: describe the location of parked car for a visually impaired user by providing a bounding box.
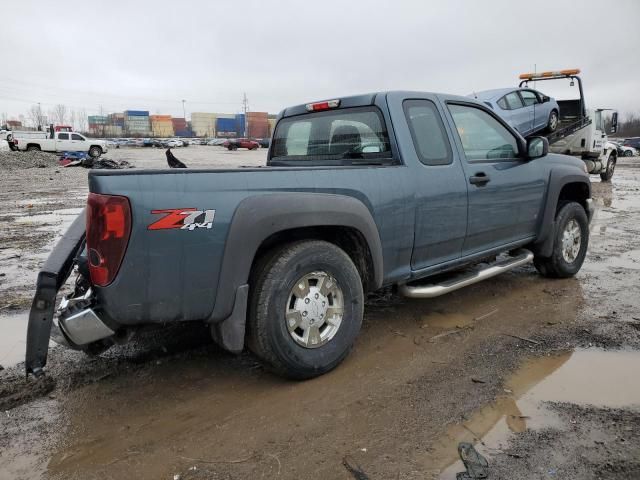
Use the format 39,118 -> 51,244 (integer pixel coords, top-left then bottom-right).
223,138 -> 260,150
608,141 -> 637,157
257,138 -> 271,148
165,139 -> 182,148
623,137 -> 640,151
27,91 -> 594,380
470,87 -> 560,137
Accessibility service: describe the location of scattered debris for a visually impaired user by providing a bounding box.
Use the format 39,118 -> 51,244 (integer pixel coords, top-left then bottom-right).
502,333 -> 541,345
474,309 -> 499,322
456,442 -> 489,479
342,456 -> 370,480
471,378 -> 486,384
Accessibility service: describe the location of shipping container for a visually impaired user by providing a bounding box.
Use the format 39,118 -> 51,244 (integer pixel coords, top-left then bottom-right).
150,115 -> 172,121
216,117 -> 236,134
88,115 -> 108,125
174,129 -> 192,137
234,113 -> 246,137
125,110 -> 149,117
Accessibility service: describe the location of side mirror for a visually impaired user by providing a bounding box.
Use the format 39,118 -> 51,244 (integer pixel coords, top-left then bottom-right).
611,112 -> 618,134
527,136 -> 549,159
542,95 -> 550,103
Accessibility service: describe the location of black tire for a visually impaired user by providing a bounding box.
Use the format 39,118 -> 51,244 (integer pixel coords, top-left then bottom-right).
547,110 -> 559,133
600,153 -> 616,182
534,202 -> 589,278
248,240 -> 364,379
624,150 -> 633,157
26,144 -> 40,152
89,146 -> 102,158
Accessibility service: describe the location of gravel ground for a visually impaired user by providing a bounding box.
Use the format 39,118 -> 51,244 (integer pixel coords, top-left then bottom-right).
0,151 -> 59,170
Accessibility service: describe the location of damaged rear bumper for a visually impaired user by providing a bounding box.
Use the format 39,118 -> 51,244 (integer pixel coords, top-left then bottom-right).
25,211 -> 86,376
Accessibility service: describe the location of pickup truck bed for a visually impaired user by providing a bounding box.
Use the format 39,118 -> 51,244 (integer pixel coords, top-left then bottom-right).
27,91 -> 594,379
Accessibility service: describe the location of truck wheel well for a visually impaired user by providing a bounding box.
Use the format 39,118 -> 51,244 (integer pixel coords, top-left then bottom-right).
250,226 -> 376,292
558,182 -> 589,212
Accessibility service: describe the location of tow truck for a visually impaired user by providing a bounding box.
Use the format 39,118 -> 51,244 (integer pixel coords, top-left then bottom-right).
519,69 -> 618,181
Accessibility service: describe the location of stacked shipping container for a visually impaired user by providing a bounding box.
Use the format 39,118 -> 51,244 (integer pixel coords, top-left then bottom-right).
246,112 -> 269,138
150,115 -> 174,137
125,110 -> 151,136
191,112 -> 217,137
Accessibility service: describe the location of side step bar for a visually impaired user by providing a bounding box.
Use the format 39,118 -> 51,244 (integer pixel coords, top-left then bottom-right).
399,249 -> 534,299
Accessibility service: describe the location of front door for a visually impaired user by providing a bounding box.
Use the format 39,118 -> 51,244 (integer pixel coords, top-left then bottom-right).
444,102 -> 547,256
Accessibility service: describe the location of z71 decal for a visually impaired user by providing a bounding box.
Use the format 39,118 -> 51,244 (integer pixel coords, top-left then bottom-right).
148,208 -> 216,231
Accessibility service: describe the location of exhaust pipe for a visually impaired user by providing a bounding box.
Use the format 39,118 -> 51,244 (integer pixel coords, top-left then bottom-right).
399,249 -> 534,299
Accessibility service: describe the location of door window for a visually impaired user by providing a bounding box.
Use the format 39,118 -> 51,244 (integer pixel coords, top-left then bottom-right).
448,104 -> 519,161
72,134 -> 85,141
520,90 -> 539,107
58,133 -> 69,140
403,99 -> 452,166
504,92 -> 524,110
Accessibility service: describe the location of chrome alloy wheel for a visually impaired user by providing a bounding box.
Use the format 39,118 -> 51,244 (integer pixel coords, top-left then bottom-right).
561,219 -> 582,263
549,112 -> 558,130
285,271 -> 344,348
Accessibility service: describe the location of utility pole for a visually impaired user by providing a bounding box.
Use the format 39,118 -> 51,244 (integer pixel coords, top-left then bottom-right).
242,92 -> 248,137
182,99 -> 186,120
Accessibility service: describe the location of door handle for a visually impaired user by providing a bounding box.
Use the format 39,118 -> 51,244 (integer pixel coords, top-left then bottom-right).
469,172 -> 490,186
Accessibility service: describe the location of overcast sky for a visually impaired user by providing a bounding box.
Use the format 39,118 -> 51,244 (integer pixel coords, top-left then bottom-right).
1,0 -> 639,123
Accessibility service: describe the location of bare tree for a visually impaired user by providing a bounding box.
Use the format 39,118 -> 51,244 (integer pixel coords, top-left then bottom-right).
70,110 -> 77,130
53,104 -> 67,126
1,112 -> 7,128
76,109 -> 87,133
28,104 -> 46,129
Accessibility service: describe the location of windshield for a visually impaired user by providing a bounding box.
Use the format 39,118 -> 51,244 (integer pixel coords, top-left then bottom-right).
270,106 -> 391,164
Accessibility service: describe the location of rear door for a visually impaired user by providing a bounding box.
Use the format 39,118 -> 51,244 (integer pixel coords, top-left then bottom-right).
443,101 -> 546,256
386,92 -> 468,270
503,91 -> 532,135
56,132 -> 73,151
519,90 -> 544,133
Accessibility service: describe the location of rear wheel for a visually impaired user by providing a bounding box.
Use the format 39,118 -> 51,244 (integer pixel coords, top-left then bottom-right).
625,150 -> 633,157
534,202 -> 589,278
547,110 -> 559,132
248,240 -> 364,379
26,144 -> 40,152
600,153 -> 616,182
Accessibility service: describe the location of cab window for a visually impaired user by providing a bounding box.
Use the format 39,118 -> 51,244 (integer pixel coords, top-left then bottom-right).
58,133 -> 69,140
448,104 -> 519,161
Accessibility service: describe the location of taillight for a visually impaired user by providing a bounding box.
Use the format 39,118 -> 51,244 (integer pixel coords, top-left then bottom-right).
86,193 -> 131,287
305,99 -> 340,112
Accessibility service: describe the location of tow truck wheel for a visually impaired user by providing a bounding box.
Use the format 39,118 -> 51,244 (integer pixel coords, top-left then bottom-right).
533,201 -> 589,278
26,145 -> 40,152
600,153 -> 616,182
89,146 -> 102,158
248,240 -> 364,379
547,110 -> 559,133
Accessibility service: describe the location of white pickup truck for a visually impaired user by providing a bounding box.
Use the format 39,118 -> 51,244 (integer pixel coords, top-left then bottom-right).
12,131 -> 108,157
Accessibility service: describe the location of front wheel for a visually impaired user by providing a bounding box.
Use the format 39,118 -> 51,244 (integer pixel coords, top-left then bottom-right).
600,154 -> 616,182
248,240 -> 364,379
534,202 -> 589,278
88,146 -> 102,158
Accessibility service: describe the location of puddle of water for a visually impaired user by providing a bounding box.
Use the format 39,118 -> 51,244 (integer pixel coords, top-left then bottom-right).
425,349 -> 640,478
0,312 -> 28,368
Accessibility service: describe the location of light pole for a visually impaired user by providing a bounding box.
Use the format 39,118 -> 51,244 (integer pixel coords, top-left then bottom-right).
182,99 -> 186,120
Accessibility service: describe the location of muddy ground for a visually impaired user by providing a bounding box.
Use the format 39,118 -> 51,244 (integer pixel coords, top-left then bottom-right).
1,147 -> 639,479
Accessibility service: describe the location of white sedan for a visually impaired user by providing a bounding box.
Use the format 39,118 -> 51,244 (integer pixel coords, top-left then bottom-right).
165,139 -> 182,148
608,141 -> 637,157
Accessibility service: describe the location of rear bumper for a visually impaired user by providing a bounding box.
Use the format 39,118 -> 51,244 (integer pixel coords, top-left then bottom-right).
25,211 -> 86,376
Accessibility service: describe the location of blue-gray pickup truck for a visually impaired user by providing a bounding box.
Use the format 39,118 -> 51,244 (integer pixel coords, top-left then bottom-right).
26,91 -> 594,379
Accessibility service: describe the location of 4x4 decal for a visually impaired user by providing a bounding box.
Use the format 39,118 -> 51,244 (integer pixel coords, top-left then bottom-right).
148,209 -> 216,231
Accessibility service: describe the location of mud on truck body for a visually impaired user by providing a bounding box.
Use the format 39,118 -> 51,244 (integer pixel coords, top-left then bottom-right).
27,91 -> 594,379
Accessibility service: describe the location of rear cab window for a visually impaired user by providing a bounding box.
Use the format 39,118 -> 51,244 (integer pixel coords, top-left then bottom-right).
270,106 -> 392,166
